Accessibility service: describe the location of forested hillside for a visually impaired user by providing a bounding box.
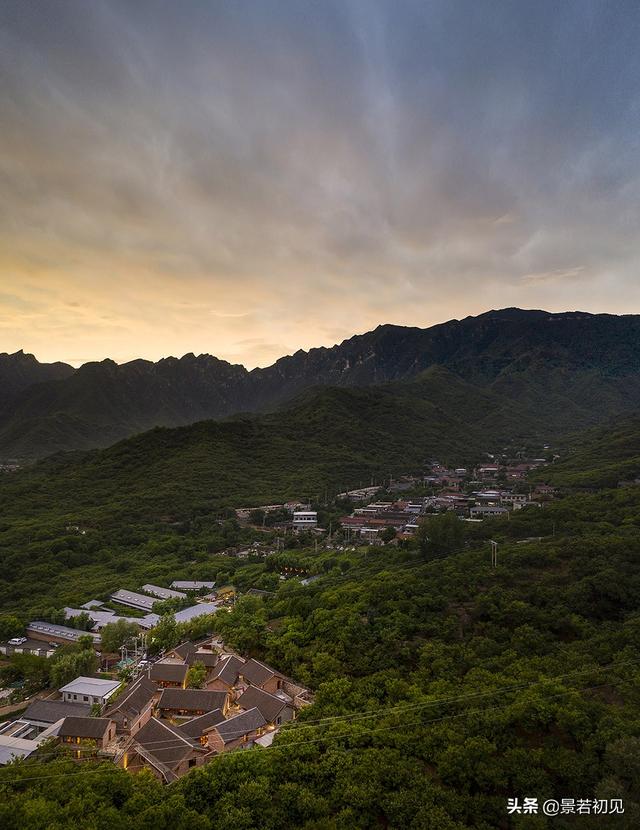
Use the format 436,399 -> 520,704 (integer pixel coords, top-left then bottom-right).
534,417 -> 640,489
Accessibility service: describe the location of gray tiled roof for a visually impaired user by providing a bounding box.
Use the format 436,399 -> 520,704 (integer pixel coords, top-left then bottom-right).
149,662 -> 188,683
188,651 -> 218,668
170,581 -> 215,590
141,584 -> 187,600
111,589 -> 156,611
105,675 -> 156,719
236,686 -> 287,722
177,708 -> 225,739
58,717 -> 113,739
158,688 -> 227,713
240,658 -> 278,687
173,602 -> 220,623
209,707 -> 266,744
209,654 -> 244,686
170,642 -> 198,663
26,621 -> 100,643
23,700 -> 91,724
133,717 -> 197,768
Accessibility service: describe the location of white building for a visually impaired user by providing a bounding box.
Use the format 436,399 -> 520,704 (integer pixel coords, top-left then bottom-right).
59,677 -> 120,706
292,511 -> 318,531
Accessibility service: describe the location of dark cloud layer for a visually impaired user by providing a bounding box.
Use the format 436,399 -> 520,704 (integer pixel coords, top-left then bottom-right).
1,0 -> 639,366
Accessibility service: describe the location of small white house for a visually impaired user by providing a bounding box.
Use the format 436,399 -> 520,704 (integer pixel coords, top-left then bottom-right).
59,677 -> 120,706
292,511 -> 318,531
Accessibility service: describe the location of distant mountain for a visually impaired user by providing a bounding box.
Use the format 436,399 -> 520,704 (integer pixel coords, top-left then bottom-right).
0,353 -> 248,458
3,308 -> 640,458
0,350 -> 74,408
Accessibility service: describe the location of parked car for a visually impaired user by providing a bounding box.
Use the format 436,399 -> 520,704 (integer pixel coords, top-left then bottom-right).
8,637 -> 27,646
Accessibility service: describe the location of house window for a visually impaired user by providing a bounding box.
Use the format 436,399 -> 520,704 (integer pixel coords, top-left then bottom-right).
83,696 -> 89,702
188,758 -> 196,768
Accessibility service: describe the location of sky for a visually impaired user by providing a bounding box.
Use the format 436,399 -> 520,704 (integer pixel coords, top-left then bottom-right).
1,0 -> 640,368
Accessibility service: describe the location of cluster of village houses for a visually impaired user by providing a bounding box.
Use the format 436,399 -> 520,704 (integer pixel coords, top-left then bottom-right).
338,459 -> 556,542
235,457 -> 556,544
0,635 -> 312,781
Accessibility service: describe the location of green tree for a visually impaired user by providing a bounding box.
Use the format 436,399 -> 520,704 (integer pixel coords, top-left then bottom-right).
417,511 -> 466,559
49,649 -> 98,688
150,615 -> 180,653
7,653 -> 50,689
249,509 -> 265,526
186,661 -> 207,689
68,611 -> 94,631
0,614 -> 22,641
152,596 -> 190,615
100,619 -> 140,654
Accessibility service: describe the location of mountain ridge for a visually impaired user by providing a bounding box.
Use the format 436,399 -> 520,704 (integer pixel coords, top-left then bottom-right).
3,307 -> 640,458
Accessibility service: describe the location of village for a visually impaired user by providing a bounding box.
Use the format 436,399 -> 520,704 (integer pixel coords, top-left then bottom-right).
233,453 -> 557,546
0,451 -> 556,779
0,620 -> 313,781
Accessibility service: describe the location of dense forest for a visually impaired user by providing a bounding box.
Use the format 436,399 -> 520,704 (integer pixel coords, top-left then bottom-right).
533,417 -> 640,489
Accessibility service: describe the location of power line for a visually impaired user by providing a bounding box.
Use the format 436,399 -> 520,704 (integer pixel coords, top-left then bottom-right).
1,656 -> 637,772
0,675 -> 628,785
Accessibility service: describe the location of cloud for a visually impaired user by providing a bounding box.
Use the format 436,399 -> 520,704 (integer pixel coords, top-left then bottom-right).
0,1 -> 640,367
521,267 -> 586,285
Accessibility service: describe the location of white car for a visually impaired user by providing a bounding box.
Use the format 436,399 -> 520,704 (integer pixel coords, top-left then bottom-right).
8,637 -> 27,646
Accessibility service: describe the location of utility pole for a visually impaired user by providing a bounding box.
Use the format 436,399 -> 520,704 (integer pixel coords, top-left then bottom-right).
490,539 -> 498,568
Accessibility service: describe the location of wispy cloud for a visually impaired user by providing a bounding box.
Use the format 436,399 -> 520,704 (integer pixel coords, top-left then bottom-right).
521,266 -> 586,285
